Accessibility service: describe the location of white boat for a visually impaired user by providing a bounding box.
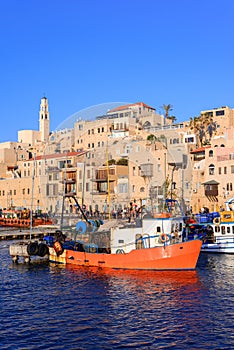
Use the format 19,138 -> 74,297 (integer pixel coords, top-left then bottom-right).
200,198 -> 234,254
201,211 -> 234,254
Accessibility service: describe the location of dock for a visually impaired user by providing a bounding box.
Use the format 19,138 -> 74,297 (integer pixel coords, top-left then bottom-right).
1,226 -> 58,264
0,226 -> 58,241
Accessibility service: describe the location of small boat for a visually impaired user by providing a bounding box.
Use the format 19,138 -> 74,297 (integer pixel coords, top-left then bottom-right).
201,210 -> 234,254
44,200 -> 202,270
185,198 -> 234,254
0,208 -> 53,228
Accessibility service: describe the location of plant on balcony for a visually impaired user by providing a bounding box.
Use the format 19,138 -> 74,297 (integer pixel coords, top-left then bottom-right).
116,158 -> 128,166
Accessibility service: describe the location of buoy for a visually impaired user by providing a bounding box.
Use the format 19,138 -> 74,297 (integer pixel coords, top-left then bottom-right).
53,241 -> 64,256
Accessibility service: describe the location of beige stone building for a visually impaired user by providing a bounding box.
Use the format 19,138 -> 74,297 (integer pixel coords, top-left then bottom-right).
0,99 -> 233,217
190,127 -> 234,213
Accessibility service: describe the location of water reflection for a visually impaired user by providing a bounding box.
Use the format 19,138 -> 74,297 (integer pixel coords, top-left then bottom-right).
1,241 -> 234,349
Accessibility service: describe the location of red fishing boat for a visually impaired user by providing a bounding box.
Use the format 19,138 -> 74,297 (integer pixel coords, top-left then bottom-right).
0,208 -> 53,228
46,213 -> 202,270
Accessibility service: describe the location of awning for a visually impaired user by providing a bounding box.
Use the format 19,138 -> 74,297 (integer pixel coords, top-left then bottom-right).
202,180 -> 219,185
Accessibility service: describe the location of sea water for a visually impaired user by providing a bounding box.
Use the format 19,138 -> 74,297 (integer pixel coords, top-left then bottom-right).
0,240 -> 233,350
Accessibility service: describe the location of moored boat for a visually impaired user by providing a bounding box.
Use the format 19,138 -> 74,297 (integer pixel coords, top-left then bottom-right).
45,212 -> 202,270
184,198 -> 234,254
201,210 -> 234,254
0,208 -> 53,228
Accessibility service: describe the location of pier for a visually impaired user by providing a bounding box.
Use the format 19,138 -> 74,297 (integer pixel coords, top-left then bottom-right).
1,226 -> 58,264
0,226 -> 58,241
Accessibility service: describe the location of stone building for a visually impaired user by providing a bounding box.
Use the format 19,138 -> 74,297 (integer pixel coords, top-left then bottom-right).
0,99 -> 233,217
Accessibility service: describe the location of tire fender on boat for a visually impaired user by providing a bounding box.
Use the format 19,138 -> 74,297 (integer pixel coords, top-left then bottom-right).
160,233 -> 169,243
27,242 -> 39,256
37,243 -> 49,257
213,217 -> 220,225
116,249 -> 125,254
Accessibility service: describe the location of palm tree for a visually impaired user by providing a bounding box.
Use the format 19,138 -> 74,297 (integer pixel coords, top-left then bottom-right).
207,119 -> 217,140
168,115 -> 177,123
188,113 -> 217,147
161,104 -> 173,124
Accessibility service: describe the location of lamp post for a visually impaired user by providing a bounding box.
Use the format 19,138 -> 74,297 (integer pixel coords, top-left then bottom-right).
170,165 -> 177,202
30,153 -> 36,240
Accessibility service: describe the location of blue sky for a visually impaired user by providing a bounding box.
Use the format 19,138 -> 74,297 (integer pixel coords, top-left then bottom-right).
0,0 -> 234,142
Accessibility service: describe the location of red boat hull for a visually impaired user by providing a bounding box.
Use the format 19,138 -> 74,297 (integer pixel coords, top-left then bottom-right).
0,218 -> 53,228
49,240 -> 202,270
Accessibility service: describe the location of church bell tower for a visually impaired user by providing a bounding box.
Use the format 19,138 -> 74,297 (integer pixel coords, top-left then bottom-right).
39,96 -> 50,142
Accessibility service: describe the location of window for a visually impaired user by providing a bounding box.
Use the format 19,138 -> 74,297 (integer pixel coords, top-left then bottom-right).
215,110 -> 225,116
231,165 -> 234,174
219,167 -> 221,175
118,183 -> 128,193
209,150 -> 213,157
209,164 -> 215,175
224,167 -> 227,174
140,187 -> 145,192
185,137 -> 194,143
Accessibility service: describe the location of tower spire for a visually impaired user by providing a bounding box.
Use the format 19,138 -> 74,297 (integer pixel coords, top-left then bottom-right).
39,96 -> 50,142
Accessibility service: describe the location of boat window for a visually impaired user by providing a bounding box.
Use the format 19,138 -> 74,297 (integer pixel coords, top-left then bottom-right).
215,226 -> 220,233
227,227 -> 230,234
156,227 -> 161,233
221,226 -> 225,235
232,227 -> 234,234
179,223 -> 183,231
118,240 -> 124,244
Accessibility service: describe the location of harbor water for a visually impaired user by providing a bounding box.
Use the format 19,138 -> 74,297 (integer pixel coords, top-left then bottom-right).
1,240 -> 234,350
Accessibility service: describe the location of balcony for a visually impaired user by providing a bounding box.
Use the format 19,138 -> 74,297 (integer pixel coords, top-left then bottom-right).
204,188 -> 218,197
140,163 -> 153,177
203,180 -> 219,197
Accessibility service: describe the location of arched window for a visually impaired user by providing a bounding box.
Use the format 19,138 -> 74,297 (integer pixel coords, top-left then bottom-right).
140,187 -> 145,192
209,150 -> 213,157
209,164 -> 215,175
